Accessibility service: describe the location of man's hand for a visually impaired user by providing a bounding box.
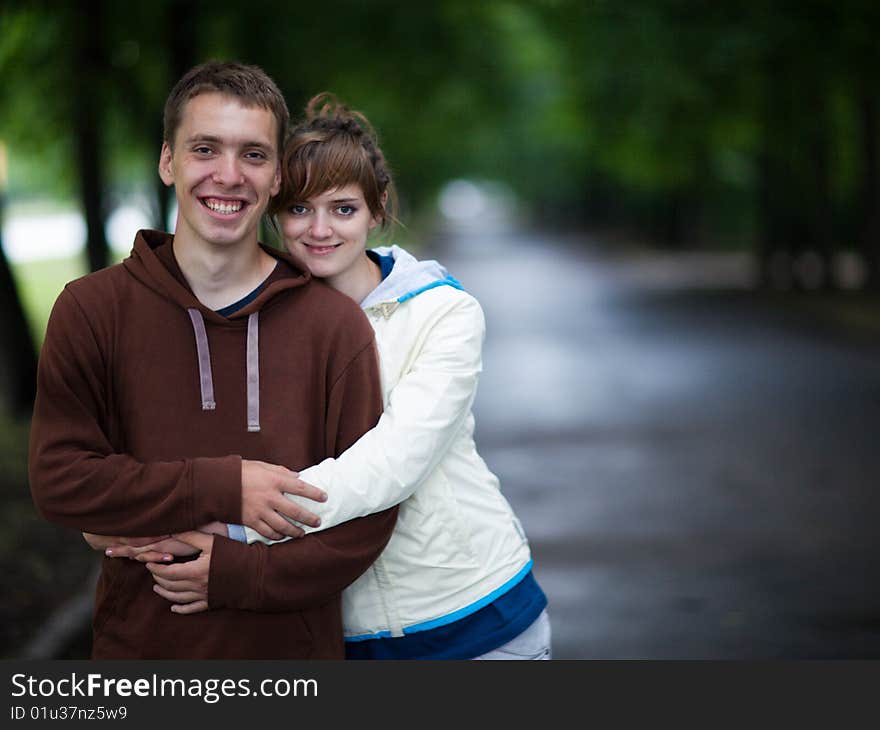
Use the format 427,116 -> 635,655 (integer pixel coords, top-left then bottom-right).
147,531 -> 214,614
241,460 -> 327,540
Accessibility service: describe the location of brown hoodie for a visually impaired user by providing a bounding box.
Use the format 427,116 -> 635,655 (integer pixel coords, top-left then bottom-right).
28,229 -> 397,658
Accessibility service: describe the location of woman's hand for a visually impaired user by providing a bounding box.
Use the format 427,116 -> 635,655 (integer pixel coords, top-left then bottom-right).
83,532 -> 171,552
85,521 -> 226,563
107,536 -> 200,563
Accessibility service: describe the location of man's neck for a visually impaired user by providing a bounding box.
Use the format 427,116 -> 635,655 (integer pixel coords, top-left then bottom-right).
172,234 -> 276,311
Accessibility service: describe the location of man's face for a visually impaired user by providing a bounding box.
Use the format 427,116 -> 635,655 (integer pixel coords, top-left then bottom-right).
158,92 -> 281,251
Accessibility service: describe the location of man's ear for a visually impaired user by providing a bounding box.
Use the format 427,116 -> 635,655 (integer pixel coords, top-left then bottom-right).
158,142 -> 175,186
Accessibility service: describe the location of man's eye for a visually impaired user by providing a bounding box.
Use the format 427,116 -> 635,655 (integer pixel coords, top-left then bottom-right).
194,146 -> 213,155
245,151 -> 267,160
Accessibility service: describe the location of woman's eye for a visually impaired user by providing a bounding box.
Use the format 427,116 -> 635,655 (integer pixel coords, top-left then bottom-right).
337,205 -> 356,216
289,205 -> 308,215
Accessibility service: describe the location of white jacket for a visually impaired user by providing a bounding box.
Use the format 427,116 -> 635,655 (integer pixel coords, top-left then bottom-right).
246,246 -> 532,638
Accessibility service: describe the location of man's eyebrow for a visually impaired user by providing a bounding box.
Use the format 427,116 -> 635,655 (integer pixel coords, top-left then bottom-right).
184,134 -> 222,145
242,140 -> 273,151
184,134 -> 273,150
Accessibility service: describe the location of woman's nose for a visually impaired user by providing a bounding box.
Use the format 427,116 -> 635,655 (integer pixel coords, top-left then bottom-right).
309,212 -> 332,239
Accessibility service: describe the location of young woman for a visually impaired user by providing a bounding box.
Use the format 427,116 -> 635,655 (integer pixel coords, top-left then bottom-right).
95,94 -> 551,660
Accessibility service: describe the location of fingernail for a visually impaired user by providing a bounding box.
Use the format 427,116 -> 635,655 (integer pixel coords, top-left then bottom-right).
315,518 -> 321,527
105,548 -> 113,556
163,555 -> 173,562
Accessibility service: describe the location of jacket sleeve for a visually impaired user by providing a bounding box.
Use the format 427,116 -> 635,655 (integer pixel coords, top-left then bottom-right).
243,292 -> 484,545
28,288 -> 242,536
208,337 -> 398,612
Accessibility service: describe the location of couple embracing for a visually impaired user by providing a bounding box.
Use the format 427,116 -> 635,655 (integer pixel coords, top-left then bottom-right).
29,60 -> 550,661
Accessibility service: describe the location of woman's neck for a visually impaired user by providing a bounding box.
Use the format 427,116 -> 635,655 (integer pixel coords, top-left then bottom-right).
327,252 -> 383,305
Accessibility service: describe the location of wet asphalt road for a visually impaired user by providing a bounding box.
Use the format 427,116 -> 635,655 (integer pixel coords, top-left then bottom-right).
40,225 -> 879,661
426,225 -> 880,659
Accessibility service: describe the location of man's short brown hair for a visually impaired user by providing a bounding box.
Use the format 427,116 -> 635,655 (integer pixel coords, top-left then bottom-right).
163,60 -> 289,153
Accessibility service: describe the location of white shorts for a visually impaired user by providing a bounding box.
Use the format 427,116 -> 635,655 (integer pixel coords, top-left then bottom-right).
471,609 -> 552,660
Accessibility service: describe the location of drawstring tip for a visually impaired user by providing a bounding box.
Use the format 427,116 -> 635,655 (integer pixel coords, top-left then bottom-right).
247,424 -> 260,433
203,401 -> 216,411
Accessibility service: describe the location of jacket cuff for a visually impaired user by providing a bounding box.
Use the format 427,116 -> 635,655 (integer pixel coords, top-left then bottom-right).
191,455 -> 242,524
208,534 -> 262,610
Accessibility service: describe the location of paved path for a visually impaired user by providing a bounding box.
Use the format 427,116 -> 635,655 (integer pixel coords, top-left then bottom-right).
35,227 -> 880,660
426,225 -> 880,659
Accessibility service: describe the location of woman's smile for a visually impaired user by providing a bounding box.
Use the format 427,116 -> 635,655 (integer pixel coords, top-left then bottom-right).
301,241 -> 344,255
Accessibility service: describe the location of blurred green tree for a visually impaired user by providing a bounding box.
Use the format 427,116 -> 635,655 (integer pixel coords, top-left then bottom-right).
1,0 -> 878,422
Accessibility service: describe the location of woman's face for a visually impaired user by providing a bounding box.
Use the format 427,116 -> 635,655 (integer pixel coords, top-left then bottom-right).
279,183 -> 379,281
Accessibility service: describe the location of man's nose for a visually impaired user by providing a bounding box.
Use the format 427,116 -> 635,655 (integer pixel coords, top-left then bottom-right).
212,153 -> 245,186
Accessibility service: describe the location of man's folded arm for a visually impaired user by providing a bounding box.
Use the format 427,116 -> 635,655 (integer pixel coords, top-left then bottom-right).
208,507 -> 397,612
28,288 -> 241,536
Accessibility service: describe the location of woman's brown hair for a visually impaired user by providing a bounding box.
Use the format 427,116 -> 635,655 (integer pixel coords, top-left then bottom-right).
270,93 -> 398,229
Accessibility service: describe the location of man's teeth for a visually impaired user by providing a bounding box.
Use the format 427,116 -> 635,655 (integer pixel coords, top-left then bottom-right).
205,199 -> 243,214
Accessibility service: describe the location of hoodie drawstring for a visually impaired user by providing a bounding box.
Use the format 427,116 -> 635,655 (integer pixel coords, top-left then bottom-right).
246,312 -> 260,433
186,308 -> 261,433
187,309 -> 216,411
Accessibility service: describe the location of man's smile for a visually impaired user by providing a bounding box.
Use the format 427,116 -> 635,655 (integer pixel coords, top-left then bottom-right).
201,197 -> 247,216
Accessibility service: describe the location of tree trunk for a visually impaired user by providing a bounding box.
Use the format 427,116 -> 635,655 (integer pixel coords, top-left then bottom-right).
72,0 -> 109,273
756,62 -> 787,289
858,84 -> 880,290
152,0 -> 199,231
0,199 -> 38,417
807,85 -> 835,290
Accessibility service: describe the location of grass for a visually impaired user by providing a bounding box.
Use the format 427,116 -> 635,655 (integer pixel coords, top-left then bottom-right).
11,255 -> 88,346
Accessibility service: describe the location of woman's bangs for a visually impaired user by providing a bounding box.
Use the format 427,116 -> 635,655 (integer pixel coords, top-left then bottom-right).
298,137 -> 370,201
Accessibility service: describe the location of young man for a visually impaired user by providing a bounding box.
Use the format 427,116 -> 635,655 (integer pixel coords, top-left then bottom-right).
27,61 -> 397,659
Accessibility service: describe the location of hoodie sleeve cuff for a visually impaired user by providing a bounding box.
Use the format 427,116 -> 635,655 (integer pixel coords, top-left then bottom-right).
191,455 -> 242,525
208,534 -> 263,610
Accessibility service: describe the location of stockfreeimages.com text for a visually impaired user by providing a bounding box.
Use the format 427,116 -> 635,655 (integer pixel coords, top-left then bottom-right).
11,673 -> 317,704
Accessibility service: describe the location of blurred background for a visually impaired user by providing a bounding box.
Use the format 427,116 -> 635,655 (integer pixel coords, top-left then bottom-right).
1,0 -> 878,659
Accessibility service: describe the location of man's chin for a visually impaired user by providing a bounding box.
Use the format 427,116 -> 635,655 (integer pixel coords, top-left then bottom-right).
200,221 -> 261,247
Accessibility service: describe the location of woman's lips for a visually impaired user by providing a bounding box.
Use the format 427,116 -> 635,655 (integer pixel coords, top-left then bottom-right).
303,242 -> 342,255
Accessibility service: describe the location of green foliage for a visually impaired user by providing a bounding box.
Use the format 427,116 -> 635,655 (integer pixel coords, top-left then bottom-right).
1,0 -> 879,247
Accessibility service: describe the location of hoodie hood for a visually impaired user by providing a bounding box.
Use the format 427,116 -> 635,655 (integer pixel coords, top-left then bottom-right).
123,229 -> 310,323
122,229 -> 311,432
360,245 -> 463,311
